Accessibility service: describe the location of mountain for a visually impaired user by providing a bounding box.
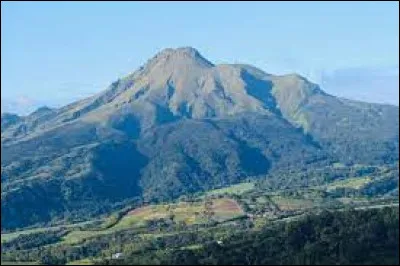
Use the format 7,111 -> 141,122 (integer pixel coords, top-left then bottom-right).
1,47 -> 398,230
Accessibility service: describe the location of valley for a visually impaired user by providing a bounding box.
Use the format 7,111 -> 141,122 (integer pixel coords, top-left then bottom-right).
1,162 -> 398,265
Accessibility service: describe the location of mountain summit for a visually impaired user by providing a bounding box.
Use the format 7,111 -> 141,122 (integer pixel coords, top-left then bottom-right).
146,47 -> 215,67
1,47 -> 398,230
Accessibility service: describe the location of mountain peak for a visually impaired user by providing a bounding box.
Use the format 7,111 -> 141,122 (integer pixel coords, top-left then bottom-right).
147,46 -> 215,68
158,46 -> 201,57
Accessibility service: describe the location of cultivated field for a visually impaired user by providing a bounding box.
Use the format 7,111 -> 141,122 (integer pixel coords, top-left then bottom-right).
204,182 -> 255,197
2,197 -> 245,246
270,196 -> 316,211
326,176 -> 372,191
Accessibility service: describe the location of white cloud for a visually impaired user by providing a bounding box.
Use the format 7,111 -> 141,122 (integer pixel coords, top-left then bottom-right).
314,66 -> 399,106
1,82 -> 100,115
1,96 -> 41,115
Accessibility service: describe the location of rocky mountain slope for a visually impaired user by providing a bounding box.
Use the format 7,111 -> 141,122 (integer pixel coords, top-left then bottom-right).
1,47 -> 398,230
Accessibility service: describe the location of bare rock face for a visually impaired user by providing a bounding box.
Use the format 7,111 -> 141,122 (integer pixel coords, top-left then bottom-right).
1,47 -> 398,230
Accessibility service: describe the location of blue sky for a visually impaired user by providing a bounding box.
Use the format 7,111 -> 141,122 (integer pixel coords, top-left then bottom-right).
1,1 -> 399,114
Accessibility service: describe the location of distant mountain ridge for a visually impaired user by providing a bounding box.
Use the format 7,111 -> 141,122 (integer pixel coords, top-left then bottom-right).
1,47 -> 398,230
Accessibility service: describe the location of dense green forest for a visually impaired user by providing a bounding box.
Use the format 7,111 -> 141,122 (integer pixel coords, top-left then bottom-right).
1,163 -> 398,265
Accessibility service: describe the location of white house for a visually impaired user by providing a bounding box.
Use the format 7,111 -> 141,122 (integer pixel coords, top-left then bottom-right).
112,252 -> 123,259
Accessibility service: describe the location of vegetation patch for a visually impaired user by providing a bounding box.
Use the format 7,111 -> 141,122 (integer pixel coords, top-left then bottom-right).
211,198 -> 244,221
66,258 -> 95,265
0,262 -> 39,265
204,182 -> 255,197
327,176 -> 373,191
1,220 -> 97,244
270,196 -> 315,211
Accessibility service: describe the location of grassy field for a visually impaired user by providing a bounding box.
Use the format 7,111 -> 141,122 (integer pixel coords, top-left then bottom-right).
204,182 -> 255,197
66,258 -> 95,265
326,176 -> 372,191
270,196 -> 316,211
1,262 -> 39,265
211,198 -> 244,221
180,243 -> 203,250
61,229 -> 117,245
1,220 -> 98,244
119,198 -> 243,226
1,228 -> 57,244
332,162 -> 346,168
